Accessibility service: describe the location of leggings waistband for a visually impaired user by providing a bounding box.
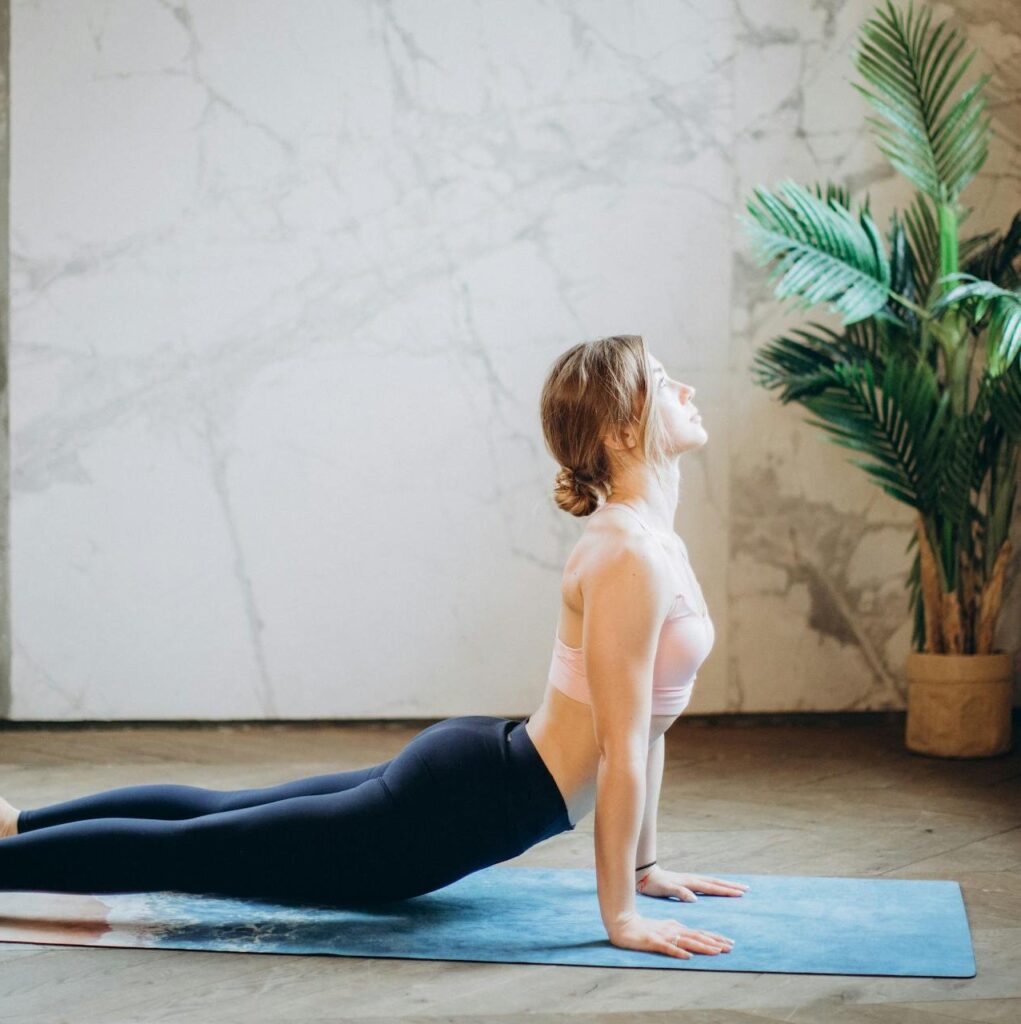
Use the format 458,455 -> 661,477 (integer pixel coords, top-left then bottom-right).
503,718 -> 575,850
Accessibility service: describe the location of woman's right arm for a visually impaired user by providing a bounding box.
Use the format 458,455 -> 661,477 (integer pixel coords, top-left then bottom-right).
583,537 -> 734,960
583,537 -> 672,936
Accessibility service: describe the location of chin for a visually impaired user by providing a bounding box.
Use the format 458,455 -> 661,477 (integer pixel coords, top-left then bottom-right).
681,429 -> 707,452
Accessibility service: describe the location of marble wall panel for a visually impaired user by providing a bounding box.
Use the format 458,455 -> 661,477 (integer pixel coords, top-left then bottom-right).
4,1 -> 1018,719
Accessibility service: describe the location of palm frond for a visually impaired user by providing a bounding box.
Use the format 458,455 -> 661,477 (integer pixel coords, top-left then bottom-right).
851,0 -> 992,200
739,179 -> 891,325
931,276 -> 1021,374
798,357 -> 950,510
987,292 -> 1021,375
901,192 -> 940,302
812,181 -> 857,213
750,321 -> 882,402
961,210 -> 1021,290
938,389 -> 989,540
886,208 -> 921,325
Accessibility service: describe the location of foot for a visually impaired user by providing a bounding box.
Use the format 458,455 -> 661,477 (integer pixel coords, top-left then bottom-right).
0,796 -> 20,838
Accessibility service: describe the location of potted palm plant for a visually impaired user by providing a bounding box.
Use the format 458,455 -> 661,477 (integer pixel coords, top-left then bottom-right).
739,0 -> 1020,758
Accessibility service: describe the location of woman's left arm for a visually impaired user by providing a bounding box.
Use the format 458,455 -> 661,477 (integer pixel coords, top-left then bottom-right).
634,734 -> 663,873
634,734 -> 751,901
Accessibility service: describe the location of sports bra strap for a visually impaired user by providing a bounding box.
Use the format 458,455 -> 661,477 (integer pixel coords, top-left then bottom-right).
597,501 -> 654,535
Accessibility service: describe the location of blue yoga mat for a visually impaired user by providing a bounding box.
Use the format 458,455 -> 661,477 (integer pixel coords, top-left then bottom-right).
0,867 -> 975,976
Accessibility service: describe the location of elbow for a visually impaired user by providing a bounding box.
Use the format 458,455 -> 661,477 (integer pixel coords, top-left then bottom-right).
597,746 -> 647,775
597,727 -> 650,768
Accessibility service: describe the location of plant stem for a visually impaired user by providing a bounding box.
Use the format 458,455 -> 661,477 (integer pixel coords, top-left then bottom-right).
887,291 -> 931,320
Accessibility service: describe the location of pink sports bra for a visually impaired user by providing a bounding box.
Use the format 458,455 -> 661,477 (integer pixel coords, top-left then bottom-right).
548,501 -> 715,716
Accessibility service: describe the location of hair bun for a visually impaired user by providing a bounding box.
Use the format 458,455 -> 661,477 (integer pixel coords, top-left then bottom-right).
553,464 -> 600,516
558,465 -> 588,490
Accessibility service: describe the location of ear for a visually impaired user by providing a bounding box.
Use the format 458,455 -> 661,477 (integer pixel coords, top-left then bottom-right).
603,425 -> 637,452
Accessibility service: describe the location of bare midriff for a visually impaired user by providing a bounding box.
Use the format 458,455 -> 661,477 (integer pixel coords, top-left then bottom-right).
524,511 -> 680,827
525,691 -> 677,827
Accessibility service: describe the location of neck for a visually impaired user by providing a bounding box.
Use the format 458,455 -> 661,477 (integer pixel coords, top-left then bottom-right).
607,460 -> 682,533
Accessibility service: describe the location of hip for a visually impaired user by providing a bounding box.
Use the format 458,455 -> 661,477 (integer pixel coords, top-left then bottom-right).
385,715 -> 574,853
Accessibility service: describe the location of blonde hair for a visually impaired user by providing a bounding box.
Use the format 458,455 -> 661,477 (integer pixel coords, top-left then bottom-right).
540,334 -> 671,517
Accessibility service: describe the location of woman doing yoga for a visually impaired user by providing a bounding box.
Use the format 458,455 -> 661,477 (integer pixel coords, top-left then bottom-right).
0,333 -> 745,960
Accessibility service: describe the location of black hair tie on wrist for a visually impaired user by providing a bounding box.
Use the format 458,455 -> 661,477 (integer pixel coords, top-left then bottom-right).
636,860 -> 657,872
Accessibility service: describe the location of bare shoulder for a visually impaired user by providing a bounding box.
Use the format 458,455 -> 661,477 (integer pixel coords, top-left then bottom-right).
579,521 -> 674,612
580,529 -> 675,751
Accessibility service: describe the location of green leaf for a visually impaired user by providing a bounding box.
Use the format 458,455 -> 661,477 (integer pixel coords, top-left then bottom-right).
987,293 -> 1021,376
852,0 -> 991,200
739,180 -> 891,324
794,356 -> 950,513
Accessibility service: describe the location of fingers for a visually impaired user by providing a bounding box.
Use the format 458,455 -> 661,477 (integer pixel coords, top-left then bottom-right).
687,938 -> 726,954
686,928 -> 734,953
694,876 -> 750,896
695,930 -> 734,950
614,915 -> 736,961
659,940 -> 692,959
662,925 -> 735,958
708,876 -> 750,891
699,931 -> 734,952
641,920 -> 738,961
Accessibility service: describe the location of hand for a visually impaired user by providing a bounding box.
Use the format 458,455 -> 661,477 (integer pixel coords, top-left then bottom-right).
637,866 -> 749,902
608,912 -> 734,960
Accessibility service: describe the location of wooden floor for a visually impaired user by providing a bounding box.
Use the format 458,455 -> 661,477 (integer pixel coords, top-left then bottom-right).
0,713 -> 1018,1023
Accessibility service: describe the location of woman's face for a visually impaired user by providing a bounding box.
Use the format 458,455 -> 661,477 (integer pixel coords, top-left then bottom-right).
648,354 -> 706,453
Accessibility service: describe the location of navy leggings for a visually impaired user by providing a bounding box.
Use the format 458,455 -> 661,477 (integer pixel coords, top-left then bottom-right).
0,716 -> 575,907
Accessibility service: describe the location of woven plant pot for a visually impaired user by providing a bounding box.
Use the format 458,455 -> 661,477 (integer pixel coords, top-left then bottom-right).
905,651 -> 1014,758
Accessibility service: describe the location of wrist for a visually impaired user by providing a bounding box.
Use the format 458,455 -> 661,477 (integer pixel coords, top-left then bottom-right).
635,859 -> 657,874
607,910 -> 638,939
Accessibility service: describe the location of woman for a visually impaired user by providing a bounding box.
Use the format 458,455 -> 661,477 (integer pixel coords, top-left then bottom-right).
0,334 -> 743,960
